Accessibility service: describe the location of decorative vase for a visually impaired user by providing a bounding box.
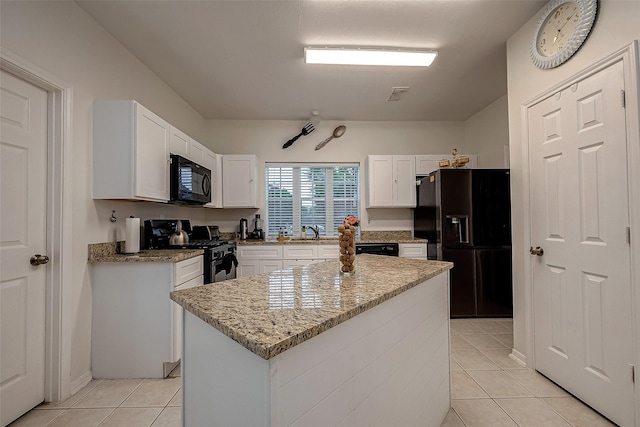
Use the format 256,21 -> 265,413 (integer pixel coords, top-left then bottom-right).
338,224 -> 356,275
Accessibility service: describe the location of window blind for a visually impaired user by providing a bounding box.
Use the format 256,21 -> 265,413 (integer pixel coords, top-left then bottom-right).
265,164 -> 359,237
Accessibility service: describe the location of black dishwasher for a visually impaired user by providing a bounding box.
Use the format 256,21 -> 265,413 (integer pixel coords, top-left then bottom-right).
355,243 -> 399,256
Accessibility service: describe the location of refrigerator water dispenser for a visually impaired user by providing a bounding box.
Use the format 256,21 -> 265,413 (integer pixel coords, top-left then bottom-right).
445,215 -> 469,244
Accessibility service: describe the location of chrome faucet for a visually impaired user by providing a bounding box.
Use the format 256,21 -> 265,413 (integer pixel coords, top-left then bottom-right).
307,225 -> 320,240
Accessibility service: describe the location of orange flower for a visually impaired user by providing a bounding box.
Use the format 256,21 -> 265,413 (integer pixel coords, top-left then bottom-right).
343,215 -> 360,227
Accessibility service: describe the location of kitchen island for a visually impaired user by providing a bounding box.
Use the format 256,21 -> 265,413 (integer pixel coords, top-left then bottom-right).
170,254 -> 453,426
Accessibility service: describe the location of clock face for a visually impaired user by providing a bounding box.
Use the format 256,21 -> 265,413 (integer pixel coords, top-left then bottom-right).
530,0 -> 598,69
537,2 -> 579,57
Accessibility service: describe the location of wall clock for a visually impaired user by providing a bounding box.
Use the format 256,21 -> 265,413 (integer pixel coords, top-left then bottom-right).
530,0 -> 598,69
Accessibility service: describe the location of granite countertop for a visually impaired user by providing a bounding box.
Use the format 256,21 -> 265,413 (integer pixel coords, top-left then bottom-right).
170,255 -> 452,360
237,230 -> 427,245
87,242 -> 203,263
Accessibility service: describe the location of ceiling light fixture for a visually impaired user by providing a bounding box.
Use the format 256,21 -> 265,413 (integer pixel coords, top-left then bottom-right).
304,47 -> 437,67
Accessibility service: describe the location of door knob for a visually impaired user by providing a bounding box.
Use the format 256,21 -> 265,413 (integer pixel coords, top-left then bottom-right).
529,246 -> 544,256
30,254 -> 50,266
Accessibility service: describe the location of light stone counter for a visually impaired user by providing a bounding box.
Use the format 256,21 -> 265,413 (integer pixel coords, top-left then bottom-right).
88,241 -> 203,263
236,230 -> 427,245
170,254 -> 451,360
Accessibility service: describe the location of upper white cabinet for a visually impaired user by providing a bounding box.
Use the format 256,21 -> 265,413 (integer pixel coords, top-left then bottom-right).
365,155 -> 416,208
94,100 -> 170,202
415,154 -> 478,176
169,126 -> 190,158
222,154 -> 259,208
188,139 -> 206,165
200,149 -> 222,208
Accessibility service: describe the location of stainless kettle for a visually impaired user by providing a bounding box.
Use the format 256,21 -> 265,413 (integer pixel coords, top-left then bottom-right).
169,220 -> 189,246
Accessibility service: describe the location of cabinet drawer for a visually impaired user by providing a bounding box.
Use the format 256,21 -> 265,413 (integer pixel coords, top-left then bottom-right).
284,245 -> 318,260
238,245 -> 283,259
399,243 -> 427,259
174,256 -> 203,286
317,245 -> 339,259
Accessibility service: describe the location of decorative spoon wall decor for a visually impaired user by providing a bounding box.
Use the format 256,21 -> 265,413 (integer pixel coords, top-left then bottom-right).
315,125 -> 346,150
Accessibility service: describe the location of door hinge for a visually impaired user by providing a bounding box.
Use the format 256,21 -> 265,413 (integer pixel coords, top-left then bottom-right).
621,90 -> 626,108
627,226 -> 631,245
631,364 -> 635,383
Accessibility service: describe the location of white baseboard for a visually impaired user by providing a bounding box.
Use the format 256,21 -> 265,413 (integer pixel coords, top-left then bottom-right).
70,370 -> 93,395
509,349 -> 527,367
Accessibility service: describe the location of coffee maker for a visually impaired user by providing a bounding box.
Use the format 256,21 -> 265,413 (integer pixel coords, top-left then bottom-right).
251,214 -> 264,240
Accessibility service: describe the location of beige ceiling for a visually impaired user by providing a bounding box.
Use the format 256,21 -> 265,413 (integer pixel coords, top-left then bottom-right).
77,0 -> 546,122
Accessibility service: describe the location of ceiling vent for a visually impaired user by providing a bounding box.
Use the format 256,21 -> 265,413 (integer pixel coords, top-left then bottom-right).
387,87 -> 409,102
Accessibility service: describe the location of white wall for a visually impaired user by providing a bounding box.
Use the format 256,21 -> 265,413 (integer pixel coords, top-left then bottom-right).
207,119 -> 467,232
0,1 -> 214,385
463,95 -> 509,168
506,0 -> 640,362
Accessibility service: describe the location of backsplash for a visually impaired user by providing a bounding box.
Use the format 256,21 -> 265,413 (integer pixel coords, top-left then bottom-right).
360,230 -> 412,241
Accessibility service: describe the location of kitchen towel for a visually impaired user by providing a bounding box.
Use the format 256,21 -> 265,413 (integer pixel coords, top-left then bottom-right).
125,216 -> 141,254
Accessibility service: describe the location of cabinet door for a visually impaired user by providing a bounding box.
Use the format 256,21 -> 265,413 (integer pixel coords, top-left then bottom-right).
399,243 -> 427,259
393,156 -> 416,207
189,140 -> 206,165
259,260 -> 283,274
237,260 -> 259,278
415,155 -> 443,176
366,155 -> 394,207
169,126 -> 190,158
135,104 -> 170,201
222,155 -> 258,208
201,149 -> 220,208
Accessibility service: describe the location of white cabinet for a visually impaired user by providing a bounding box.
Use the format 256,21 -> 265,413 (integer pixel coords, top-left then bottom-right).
188,139 -> 206,165
237,245 -> 284,278
169,126 -> 190,158
415,154 -> 478,176
93,100 -> 170,202
200,147 -> 222,208
222,154 -> 259,208
91,256 -> 203,378
365,155 -> 416,208
399,243 -> 428,260
238,244 -> 340,277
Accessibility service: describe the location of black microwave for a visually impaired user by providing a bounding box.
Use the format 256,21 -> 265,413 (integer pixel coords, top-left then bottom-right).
170,154 -> 211,205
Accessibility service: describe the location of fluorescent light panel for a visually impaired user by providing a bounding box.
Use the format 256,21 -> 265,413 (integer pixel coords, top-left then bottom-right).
304,47 -> 437,67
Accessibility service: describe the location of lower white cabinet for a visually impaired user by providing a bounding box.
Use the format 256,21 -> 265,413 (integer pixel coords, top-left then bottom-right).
238,244 -> 340,277
91,256 -> 203,378
399,243 -> 428,259
238,259 -> 284,277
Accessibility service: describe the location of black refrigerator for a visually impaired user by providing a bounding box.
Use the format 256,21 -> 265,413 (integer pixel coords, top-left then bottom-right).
414,169 -> 512,318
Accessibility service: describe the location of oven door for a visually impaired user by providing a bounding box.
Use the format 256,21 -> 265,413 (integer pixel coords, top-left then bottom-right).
212,258 -> 227,283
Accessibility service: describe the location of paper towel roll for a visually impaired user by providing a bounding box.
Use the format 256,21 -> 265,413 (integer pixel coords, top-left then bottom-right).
125,217 -> 140,254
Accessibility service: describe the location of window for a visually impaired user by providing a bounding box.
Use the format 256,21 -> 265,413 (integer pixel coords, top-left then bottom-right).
265,163 -> 359,237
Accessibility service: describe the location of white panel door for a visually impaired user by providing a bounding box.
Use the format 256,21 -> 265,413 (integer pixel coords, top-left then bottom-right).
0,70 -> 48,425
392,155 -> 416,207
222,155 -> 257,208
134,104 -> 170,201
529,60 -> 633,426
169,126 -> 189,158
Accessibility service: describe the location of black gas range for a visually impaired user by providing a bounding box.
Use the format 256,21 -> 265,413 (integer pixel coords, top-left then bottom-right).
144,219 -> 237,284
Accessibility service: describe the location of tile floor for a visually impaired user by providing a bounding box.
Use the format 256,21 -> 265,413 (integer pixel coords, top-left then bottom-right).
10,318 -> 616,426
441,318 -> 616,427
